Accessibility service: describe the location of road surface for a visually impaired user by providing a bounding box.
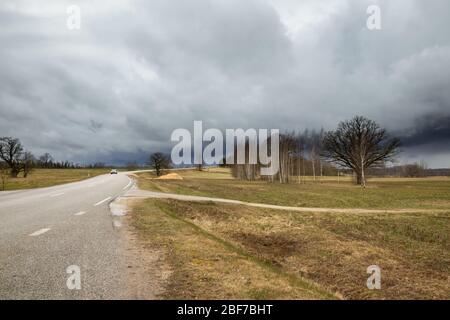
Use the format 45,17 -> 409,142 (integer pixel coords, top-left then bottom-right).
0,172 -> 134,299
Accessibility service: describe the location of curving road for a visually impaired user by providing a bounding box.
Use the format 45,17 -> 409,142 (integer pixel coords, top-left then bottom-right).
0,172 -> 134,299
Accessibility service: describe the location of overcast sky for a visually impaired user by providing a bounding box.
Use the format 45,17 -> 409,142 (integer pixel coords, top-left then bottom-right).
1,0 -> 449,167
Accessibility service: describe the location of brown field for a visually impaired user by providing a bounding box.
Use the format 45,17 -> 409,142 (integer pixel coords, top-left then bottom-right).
136,168 -> 450,210
1,168 -> 111,191
129,169 -> 450,299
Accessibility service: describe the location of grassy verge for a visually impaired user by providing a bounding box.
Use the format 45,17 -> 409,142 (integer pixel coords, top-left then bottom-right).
136,169 -> 450,210
131,199 -> 334,299
1,168 -> 111,191
131,199 -> 450,300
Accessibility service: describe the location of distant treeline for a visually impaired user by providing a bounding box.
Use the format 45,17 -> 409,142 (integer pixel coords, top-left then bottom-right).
23,152 -> 112,170
0,136 -> 117,178
224,116 -> 449,185
368,164 -> 450,177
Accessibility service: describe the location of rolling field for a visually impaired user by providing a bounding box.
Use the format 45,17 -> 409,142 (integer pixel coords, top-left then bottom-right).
130,169 -> 450,299
0,168 -> 112,191
136,168 -> 450,210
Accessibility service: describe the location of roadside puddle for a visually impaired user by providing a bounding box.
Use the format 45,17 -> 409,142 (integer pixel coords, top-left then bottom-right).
109,197 -> 129,229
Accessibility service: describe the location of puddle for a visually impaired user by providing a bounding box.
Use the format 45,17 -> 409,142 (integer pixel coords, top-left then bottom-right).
112,219 -> 122,228
110,199 -> 128,216
109,197 -> 130,229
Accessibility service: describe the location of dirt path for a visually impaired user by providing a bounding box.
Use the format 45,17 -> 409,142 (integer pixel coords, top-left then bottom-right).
121,187 -> 447,214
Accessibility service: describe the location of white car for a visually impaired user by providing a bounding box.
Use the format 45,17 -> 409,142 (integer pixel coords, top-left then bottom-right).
110,169 -> 118,174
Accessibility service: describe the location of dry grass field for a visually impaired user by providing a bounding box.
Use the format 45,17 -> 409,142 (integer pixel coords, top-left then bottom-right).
130,169 -> 450,300
137,168 -> 450,210
0,168 -> 111,191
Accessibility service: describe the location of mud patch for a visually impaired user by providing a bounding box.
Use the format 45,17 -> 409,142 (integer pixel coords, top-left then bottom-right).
231,232 -> 306,259
165,200 -> 233,221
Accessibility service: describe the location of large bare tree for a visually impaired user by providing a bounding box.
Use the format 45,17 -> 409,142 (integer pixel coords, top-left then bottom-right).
322,116 -> 400,187
0,137 -> 25,177
148,152 -> 171,176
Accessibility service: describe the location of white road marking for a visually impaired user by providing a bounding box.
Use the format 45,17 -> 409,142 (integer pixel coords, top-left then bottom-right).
94,197 -> 112,206
50,192 -> 65,197
29,228 -> 51,237
74,211 -> 87,216
123,180 -> 133,190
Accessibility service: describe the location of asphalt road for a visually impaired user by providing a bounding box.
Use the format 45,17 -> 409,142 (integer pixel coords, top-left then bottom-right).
0,172 -> 134,299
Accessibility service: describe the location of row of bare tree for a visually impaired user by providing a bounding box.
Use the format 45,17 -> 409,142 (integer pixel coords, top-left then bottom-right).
230,116 -> 400,187
230,130 -> 337,183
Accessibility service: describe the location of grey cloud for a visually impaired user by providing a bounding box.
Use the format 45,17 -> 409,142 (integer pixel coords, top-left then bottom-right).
1,0 -> 450,167
399,113 -> 450,148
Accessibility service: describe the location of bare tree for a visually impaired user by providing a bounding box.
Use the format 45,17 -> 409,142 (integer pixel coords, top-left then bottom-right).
0,137 -> 24,177
317,128 -> 325,182
23,151 -> 35,178
322,116 -> 400,187
148,152 -> 171,176
230,139 -> 260,181
311,144 -> 317,182
277,133 -> 298,184
0,162 -> 9,190
297,133 -> 306,184
401,162 -> 427,177
304,129 -> 325,183
39,153 -> 54,168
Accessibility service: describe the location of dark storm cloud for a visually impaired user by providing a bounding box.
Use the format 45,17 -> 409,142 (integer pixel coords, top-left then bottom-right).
396,113 -> 450,167
1,0 -> 450,167
399,114 -> 450,148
